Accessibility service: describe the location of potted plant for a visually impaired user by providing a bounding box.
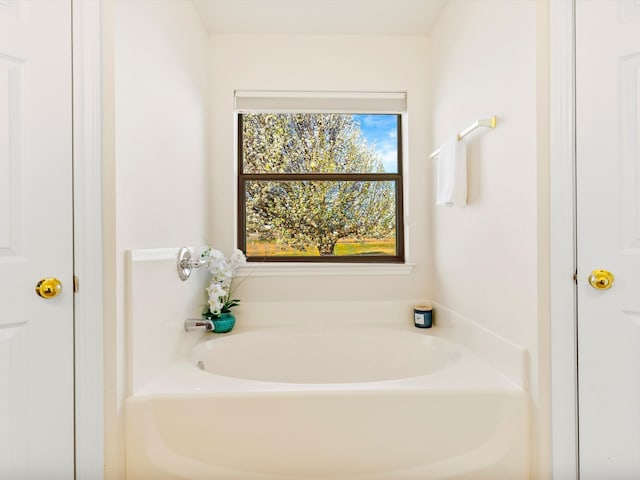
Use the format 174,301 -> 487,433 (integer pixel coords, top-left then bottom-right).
201,247 -> 247,333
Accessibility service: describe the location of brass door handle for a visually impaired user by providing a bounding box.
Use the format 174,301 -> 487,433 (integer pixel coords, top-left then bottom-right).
35,277 -> 62,299
588,270 -> 615,290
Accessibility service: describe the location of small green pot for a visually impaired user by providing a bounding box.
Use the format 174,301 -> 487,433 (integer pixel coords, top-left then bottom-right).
208,312 -> 235,333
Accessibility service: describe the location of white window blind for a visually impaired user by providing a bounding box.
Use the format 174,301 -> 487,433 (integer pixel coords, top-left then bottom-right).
235,91 -> 407,114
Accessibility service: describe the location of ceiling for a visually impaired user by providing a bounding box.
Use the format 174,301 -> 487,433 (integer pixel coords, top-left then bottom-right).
192,0 -> 447,36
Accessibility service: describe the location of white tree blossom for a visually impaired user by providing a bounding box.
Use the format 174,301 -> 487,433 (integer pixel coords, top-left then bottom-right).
243,113 -> 396,255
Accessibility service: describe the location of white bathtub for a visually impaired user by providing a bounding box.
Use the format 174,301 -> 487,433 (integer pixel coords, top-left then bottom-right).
125,325 -> 528,479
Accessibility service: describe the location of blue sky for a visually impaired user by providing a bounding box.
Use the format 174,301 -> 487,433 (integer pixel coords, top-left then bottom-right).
353,114 -> 398,173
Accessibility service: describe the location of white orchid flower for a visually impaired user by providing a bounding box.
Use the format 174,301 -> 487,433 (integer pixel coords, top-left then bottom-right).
230,249 -> 247,270
204,248 -> 226,274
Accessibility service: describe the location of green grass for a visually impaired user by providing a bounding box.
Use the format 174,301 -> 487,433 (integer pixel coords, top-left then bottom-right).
247,238 -> 396,257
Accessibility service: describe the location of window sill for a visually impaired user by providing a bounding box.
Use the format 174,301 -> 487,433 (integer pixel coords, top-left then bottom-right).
236,262 -> 415,277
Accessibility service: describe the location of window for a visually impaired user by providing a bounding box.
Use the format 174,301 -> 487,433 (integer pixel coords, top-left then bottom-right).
236,92 -> 405,263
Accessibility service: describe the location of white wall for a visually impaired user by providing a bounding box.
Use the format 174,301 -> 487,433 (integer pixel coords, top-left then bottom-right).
207,34 -> 431,305
428,1 -> 550,478
101,1 -> 208,477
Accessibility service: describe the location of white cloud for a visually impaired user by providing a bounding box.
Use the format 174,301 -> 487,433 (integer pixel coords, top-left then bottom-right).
376,140 -> 398,173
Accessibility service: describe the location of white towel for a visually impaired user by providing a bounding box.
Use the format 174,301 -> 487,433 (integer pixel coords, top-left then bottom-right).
435,136 -> 467,207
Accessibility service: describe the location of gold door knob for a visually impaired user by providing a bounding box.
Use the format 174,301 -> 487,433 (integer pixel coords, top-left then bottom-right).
35,277 -> 62,299
588,269 -> 615,290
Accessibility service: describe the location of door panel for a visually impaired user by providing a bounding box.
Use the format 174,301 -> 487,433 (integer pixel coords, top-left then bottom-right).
577,1 -> 640,477
0,54 -> 21,251
0,0 -> 74,477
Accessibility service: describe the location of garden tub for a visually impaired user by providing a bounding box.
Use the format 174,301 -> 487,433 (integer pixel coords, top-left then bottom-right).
125,324 -> 528,479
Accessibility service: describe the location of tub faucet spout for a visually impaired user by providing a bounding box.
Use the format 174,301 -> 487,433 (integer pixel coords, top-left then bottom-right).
184,318 -> 214,332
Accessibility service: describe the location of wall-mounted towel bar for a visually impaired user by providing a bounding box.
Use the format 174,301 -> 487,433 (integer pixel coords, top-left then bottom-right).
430,115 -> 497,159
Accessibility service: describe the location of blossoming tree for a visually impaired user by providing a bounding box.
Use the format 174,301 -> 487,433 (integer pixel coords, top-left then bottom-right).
242,113 -> 396,256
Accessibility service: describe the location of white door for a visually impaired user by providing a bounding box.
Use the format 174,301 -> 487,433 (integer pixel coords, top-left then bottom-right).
0,0 -> 74,478
577,0 -> 640,478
